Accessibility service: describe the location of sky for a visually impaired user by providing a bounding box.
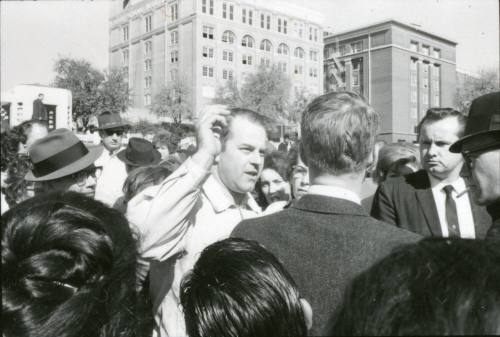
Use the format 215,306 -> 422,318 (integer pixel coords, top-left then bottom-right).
1,0 -> 499,91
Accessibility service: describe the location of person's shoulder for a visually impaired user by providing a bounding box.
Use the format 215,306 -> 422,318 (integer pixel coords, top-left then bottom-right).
380,170 -> 428,190
232,208 -> 295,237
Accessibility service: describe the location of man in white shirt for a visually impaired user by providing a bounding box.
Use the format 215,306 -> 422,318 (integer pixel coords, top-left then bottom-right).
94,111 -> 129,206
372,108 -> 491,238
126,105 -> 267,337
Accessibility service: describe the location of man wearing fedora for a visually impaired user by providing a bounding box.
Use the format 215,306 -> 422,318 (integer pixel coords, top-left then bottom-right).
25,129 -> 103,198
118,137 -> 161,173
450,91 -> 500,240
94,111 -> 129,206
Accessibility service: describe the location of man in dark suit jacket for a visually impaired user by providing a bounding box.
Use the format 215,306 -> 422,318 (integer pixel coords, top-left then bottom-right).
32,93 -> 47,122
371,108 -> 491,239
232,92 -> 421,335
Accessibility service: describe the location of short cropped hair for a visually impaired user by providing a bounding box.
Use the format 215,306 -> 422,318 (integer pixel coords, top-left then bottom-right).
2,192 -> 141,337
301,91 -> 379,175
180,238 -> 308,337
417,108 -> 467,140
220,108 -> 268,146
328,238 -> 500,335
373,142 -> 420,183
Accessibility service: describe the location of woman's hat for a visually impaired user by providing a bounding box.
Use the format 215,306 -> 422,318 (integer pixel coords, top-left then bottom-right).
97,111 -> 129,130
25,129 -> 103,182
117,137 -> 161,167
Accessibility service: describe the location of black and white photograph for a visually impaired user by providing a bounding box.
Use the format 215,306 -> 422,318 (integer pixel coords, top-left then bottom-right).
1,0 -> 499,336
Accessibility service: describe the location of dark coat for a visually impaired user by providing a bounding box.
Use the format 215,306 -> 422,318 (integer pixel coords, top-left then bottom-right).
371,170 -> 492,238
486,202 -> 500,240
231,194 -> 421,336
32,98 -> 47,121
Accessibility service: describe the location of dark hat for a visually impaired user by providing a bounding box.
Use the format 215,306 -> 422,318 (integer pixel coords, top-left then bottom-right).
97,111 -> 129,130
25,129 -> 103,181
117,137 -> 161,167
450,91 -> 500,153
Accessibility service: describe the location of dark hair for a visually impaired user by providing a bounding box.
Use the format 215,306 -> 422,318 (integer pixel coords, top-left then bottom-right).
122,165 -> 174,204
220,108 -> 268,146
255,151 -> 293,208
3,154 -> 32,207
328,238 -> 500,335
417,108 -> 467,140
2,192 -> 143,337
180,238 -> 308,337
301,91 -> 379,175
152,131 -> 177,154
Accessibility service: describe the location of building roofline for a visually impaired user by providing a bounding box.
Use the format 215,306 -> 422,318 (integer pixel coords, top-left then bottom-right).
325,19 -> 457,45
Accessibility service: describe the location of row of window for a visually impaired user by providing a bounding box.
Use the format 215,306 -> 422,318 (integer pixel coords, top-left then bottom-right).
201,0 -> 319,40
122,14 -> 153,42
201,64 -> 319,77
410,40 -> 441,58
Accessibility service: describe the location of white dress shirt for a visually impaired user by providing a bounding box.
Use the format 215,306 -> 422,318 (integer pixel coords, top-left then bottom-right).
428,174 -> 475,239
94,146 -> 128,206
308,184 -> 362,205
126,157 -> 261,337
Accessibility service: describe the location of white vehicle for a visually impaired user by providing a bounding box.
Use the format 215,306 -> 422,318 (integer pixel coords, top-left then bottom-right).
1,84 -> 72,130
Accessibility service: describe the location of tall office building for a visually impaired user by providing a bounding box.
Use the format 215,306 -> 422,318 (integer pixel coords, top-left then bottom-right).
324,20 -> 457,142
109,0 -> 324,122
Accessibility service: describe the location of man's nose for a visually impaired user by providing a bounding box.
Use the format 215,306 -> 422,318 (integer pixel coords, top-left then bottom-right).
86,175 -> 97,188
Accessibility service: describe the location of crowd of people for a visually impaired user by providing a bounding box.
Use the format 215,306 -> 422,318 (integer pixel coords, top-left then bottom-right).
1,90 -> 499,337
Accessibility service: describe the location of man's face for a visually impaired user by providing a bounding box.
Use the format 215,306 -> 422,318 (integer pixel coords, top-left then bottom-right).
419,117 -> 464,180
464,149 -> 500,205
291,156 -> 310,199
18,123 -> 49,154
217,117 -> 267,195
99,128 -> 125,152
45,166 -> 98,198
260,168 -> 291,204
38,94 -> 44,101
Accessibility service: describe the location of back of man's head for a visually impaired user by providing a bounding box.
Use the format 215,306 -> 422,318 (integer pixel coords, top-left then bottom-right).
329,238 -> 500,335
180,238 -> 308,337
301,91 -> 379,175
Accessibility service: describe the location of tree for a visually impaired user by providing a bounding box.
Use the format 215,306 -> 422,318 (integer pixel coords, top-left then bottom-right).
213,78 -> 242,107
287,86 -> 313,123
455,69 -> 499,114
151,78 -> 192,125
52,57 -> 131,119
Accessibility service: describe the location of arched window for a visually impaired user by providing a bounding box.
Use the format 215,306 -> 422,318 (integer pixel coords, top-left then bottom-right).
241,35 -> 254,48
277,43 -> 289,55
222,30 -> 235,44
294,47 -> 305,59
260,39 -> 272,52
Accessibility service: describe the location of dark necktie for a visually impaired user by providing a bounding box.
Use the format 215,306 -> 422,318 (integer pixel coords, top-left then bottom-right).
443,185 -> 461,238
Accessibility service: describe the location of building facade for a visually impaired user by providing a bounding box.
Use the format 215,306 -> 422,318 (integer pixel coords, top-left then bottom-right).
324,20 -> 457,142
109,0 -> 324,121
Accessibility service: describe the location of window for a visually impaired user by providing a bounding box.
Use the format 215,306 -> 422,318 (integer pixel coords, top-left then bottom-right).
278,62 -> 287,73
411,90 -> 417,103
222,30 -> 235,44
294,64 -> 303,75
223,50 -> 233,62
296,23 -> 303,38
410,40 -> 418,52
209,0 -> 214,15
122,49 -> 129,64
249,10 -> 253,25
261,57 -> 270,67
241,35 -> 254,48
432,64 -> 441,106
145,76 -> 152,88
222,2 -> 227,18
278,18 -> 281,33
314,28 -> 318,41
277,43 -> 289,55
432,48 -> 441,58
145,40 -> 152,54
309,50 -> 318,61
283,20 -> 287,34
170,30 -> 178,45
170,3 -> 178,21
202,46 -> 214,58
339,44 -> 347,56
351,41 -> 363,53
267,15 -> 270,30
309,27 -> 312,40
202,66 -> 214,77
261,13 -> 265,28
170,50 -> 178,63
222,69 -> 234,80
223,69 -> 228,79
309,67 -> 317,78
144,94 -> 151,106
144,59 -> 152,71
170,69 -> 178,81
422,45 -> 430,56
294,47 -> 304,58
145,15 -> 152,32
203,26 -> 214,39
242,55 -> 252,65
202,0 -> 207,13
123,25 -> 129,41
229,4 -> 233,20
242,9 -> 246,23
260,39 -> 272,52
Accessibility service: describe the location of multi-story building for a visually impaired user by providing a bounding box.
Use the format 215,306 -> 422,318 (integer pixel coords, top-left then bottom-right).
109,0 -> 323,122
324,20 -> 457,142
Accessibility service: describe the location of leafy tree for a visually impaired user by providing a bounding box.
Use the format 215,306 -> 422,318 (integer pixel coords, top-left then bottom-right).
152,78 -> 192,125
455,69 -> 499,114
287,86 -> 313,123
99,67 -> 130,114
213,78 -> 242,107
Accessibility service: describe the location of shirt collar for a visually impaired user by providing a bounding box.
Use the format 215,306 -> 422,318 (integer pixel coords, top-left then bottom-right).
428,173 -> 467,194
307,185 -> 361,205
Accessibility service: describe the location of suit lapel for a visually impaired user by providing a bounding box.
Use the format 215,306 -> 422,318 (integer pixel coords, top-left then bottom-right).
414,173 -> 442,237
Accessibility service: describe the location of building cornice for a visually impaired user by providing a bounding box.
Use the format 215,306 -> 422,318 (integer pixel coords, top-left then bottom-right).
110,0 -> 166,27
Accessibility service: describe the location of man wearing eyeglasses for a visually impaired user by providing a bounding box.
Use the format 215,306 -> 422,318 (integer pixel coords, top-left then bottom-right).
371,108 -> 492,239
450,92 -> 500,241
26,129 -> 102,198
94,111 -> 129,205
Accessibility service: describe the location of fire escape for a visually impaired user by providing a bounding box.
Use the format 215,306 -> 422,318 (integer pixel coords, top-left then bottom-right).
324,36 -> 346,92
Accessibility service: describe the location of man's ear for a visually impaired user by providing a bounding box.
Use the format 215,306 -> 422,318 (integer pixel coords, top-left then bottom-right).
300,298 -> 313,331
